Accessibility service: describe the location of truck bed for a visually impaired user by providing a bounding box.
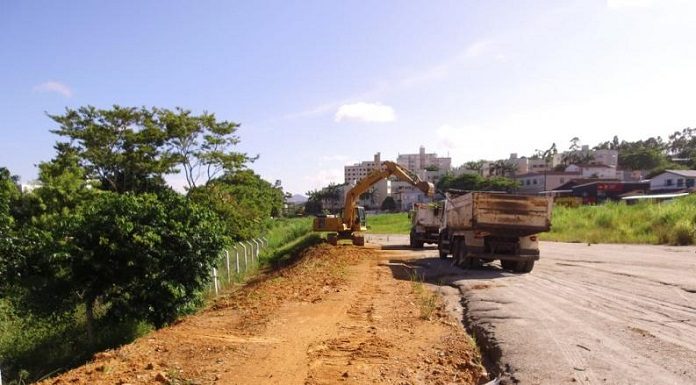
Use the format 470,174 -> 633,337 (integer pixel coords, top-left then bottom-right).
446,192 -> 552,235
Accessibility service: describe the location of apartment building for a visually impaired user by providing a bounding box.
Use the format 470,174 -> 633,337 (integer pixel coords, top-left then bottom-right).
344,152 -> 382,184
397,146 -> 451,174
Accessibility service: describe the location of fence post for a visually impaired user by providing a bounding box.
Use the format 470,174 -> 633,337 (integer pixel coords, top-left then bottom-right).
248,240 -> 256,263
225,249 -> 231,284
235,246 -> 240,274
241,243 -> 248,271
212,267 -> 219,295
252,239 -> 260,260
262,237 -> 268,247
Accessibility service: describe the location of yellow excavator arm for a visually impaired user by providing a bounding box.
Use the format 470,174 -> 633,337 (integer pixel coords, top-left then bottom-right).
342,161 -> 434,228
313,161 -> 435,245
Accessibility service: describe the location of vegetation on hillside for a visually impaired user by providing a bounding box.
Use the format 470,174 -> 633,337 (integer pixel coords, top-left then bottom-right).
437,173 -> 519,192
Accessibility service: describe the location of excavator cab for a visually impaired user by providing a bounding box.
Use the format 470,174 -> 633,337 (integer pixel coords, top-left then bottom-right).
354,206 -> 366,230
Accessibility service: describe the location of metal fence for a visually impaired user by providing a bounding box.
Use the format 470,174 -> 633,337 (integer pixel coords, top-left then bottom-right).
210,237 -> 268,295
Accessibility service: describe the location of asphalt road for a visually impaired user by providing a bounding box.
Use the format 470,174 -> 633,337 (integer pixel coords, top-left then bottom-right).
366,235 -> 696,385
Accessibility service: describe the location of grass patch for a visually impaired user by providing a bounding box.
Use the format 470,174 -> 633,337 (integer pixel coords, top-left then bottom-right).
367,212 -> 411,234
0,298 -> 151,384
409,271 -> 439,320
542,195 -> 696,245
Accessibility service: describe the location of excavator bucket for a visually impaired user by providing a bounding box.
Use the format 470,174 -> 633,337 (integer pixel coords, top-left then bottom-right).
418,181 -> 436,197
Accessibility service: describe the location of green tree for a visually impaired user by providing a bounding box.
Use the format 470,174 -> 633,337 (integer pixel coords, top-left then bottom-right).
437,173 -> 518,192
160,107 -> 252,189
188,170 -> 284,241
463,160 -> 486,175
0,190 -> 225,345
48,106 -> 177,193
48,106 -> 251,193
381,196 -> 397,211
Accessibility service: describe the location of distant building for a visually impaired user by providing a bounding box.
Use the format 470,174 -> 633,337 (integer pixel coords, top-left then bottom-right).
344,152 -> 382,184
649,170 -> 696,192
508,153 -> 562,175
565,164 -> 617,179
397,146 -> 451,176
515,172 -> 581,193
555,179 -> 650,204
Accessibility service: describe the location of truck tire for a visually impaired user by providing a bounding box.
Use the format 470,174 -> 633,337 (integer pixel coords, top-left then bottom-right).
502,259 -> 535,273
438,233 -> 448,259
409,230 -> 424,249
513,260 -> 535,273
460,256 -> 480,269
352,235 -> 365,246
327,233 -> 338,246
500,259 -> 516,270
454,238 -> 467,266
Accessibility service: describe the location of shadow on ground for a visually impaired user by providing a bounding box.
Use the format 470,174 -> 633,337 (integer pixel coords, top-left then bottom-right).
380,245 -> 438,251
384,256 -> 510,286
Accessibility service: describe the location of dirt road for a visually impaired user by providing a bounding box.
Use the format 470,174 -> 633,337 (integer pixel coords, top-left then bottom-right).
367,235 -> 696,385
40,244 -> 485,385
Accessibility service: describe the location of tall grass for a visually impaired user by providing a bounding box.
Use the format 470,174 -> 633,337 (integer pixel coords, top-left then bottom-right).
542,195 -> 696,245
366,212 -> 411,234
0,299 -> 150,385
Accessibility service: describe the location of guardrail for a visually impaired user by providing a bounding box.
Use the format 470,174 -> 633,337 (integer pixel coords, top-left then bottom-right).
210,237 -> 268,295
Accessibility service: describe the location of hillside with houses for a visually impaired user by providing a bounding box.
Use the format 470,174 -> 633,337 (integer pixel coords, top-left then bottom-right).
306,131 -> 696,212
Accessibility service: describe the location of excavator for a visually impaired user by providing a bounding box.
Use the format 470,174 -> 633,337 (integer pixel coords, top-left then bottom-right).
313,161 -> 435,246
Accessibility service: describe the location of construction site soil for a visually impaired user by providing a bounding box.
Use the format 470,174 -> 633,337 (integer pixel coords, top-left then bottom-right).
39,243 -> 486,385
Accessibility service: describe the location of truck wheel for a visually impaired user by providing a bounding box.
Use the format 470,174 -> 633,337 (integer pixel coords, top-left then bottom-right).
352,235 -> 365,246
460,256 -> 480,269
438,233 -> 448,259
513,260 -> 535,273
327,234 -> 338,246
454,238 -> 467,266
500,260 -> 516,270
450,239 -> 459,263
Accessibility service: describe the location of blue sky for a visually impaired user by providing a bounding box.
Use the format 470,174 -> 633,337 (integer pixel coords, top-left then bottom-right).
2,0 -> 695,194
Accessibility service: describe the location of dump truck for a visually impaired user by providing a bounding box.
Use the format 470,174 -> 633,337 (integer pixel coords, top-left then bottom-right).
438,191 -> 553,273
409,202 -> 444,248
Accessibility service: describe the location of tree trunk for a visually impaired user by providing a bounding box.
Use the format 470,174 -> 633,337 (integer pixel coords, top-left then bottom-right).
85,298 -> 96,348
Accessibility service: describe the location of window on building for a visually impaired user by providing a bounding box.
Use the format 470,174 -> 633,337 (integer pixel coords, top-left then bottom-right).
533,179 -> 537,185
665,179 -> 673,186
526,180 -> 530,186
678,179 -> 684,187
687,179 -> 695,188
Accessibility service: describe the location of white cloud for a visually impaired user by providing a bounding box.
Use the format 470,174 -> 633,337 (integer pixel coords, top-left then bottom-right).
33,81 -> 73,97
303,168 -> 343,190
465,40 -> 494,58
435,124 -> 489,164
335,102 -> 396,123
607,0 -> 655,8
321,154 -> 349,162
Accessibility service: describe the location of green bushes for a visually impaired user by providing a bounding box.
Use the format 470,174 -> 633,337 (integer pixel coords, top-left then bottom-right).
542,195 -> 696,245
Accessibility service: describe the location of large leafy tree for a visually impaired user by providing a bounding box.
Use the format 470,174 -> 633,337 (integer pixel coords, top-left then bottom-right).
48,106 -> 250,193
49,106 -> 176,193
159,107 -> 252,189
0,190 -> 225,345
188,170 -> 284,241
